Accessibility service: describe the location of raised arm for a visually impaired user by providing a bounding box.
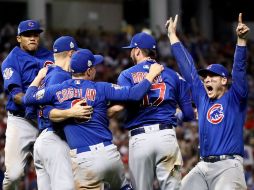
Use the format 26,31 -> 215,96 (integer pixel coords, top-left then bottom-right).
165,15 -> 205,104
232,13 -> 249,99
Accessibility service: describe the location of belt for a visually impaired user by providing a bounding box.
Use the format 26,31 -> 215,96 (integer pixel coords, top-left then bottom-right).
200,155 -> 236,163
76,141 -> 112,154
9,110 -> 25,118
130,123 -> 174,137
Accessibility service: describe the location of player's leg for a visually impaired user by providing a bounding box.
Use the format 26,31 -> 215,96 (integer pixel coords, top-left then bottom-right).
33,135 -> 52,190
3,114 -> 38,190
155,129 -> 182,190
128,133 -> 154,190
180,162 -> 208,190
211,157 -> 247,190
42,131 -> 75,190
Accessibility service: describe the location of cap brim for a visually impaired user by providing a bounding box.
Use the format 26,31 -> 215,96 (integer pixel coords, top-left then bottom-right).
94,55 -> 104,66
19,29 -> 43,35
122,45 -> 134,49
198,69 -> 224,78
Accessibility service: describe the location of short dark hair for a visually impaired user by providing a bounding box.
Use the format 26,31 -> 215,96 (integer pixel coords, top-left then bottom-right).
140,49 -> 157,59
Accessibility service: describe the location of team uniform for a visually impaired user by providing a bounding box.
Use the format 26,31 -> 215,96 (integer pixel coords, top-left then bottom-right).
34,65 -> 75,190
1,45 -> 53,189
24,77 -> 153,189
171,42 -> 247,189
117,60 -> 194,190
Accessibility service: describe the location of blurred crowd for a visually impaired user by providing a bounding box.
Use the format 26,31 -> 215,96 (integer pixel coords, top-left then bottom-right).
0,22 -> 254,190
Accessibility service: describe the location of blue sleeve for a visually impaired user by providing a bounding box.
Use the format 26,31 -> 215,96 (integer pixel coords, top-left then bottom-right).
2,64 -> 22,92
24,86 -> 58,105
102,79 -> 151,101
117,71 -> 132,86
171,42 -> 205,107
41,105 -> 54,119
231,45 -> 248,100
177,76 -> 194,121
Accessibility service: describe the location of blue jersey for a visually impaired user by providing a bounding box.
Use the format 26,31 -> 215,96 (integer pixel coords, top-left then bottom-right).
117,60 -> 194,129
24,79 -> 151,149
171,42 -> 248,157
1,46 -> 53,113
37,65 -> 71,130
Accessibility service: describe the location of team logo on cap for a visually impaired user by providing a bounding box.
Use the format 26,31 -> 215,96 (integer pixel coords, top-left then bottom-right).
28,21 -> 35,27
207,103 -> 224,124
3,68 -> 14,80
70,42 -> 74,49
207,65 -> 212,69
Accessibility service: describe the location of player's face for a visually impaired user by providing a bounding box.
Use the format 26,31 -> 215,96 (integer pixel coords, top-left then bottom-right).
17,31 -> 40,52
203,74 -> 227,99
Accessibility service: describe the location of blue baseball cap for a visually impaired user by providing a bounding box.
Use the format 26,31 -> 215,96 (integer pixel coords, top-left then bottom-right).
53,36 -> 79,53
122,32 -> 156,49
70,49 -> 104,73
17,20 -> 43,35
198,64 -> 230,78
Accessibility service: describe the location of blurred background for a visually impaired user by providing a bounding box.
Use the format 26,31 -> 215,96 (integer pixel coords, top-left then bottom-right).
0,0 -> 254,189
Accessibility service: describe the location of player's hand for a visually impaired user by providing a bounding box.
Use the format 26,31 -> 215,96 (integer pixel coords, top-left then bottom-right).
165,14 -> 178,37
236,13 -> 250,39
149,63 -> 164,78
70,99 -> 93,121
37,67 -> 48,80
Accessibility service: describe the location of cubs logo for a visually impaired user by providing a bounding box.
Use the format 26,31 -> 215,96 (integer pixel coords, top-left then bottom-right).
28,21 -> 35,27
71,99 -> 90,123
3,68 -> 14,80
207,104 -> 224,124
43,60 -> 54,67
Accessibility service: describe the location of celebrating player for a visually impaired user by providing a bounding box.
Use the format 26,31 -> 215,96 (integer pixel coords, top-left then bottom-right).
34,36 -> 93,190
1,20 -> 53,190
24,49 -> 163,189
116,32 -> 194,190
166,13 -> 248,190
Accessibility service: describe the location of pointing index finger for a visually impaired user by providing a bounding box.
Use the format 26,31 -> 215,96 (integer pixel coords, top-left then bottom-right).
174,14 -> 178,26
238,13 -> 242,24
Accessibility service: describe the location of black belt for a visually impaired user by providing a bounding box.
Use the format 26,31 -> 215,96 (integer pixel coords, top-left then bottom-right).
130,124 -> 174,137
9,110 -> 25,118
200,155 -> 236,163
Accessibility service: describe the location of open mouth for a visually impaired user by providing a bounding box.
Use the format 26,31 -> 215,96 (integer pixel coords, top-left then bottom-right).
206,85 -> 213,92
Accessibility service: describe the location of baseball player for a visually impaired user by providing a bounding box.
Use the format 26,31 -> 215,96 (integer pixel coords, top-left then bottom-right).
24,48 -> 163,190
1,20 -> 53,190
166,13 -> 248,190
34,36 -> 93,190
116,32 -> 195,190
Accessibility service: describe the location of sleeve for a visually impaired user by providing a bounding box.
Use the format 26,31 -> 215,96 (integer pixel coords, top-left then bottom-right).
24,85 -> 58,105
231,45 -> 248,100
117,71 -> 132,86
102,79 -> 151,101
171,42 -> 205,106
177,76 -> 195,121
2,62 -> 22,92
40,105 -> 55,119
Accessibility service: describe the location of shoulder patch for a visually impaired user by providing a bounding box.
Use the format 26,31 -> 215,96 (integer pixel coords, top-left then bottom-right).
35,89 -> 45,100
111,84 -> 123,90
3,68 -> 14,80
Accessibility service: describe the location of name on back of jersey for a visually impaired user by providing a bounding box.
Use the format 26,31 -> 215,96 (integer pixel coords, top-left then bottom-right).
56,88 -> 96,103
131,72 -> 162,84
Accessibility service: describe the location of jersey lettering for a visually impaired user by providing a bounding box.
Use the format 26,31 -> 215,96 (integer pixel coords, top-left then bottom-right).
56,88 -> 83,103
142,83 -> 166,106
85,88 -> 96,101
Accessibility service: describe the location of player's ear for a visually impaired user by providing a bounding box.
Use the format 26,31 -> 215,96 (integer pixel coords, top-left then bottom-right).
16,35 -> 21,43
221,77 -> 228,85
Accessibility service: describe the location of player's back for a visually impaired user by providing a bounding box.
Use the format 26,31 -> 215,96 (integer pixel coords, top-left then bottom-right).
117,60 -> 191,129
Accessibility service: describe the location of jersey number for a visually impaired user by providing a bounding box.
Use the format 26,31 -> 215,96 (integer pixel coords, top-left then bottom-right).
142,83 -> 166,106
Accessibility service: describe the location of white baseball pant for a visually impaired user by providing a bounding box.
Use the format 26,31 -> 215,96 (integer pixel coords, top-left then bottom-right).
70,143 -> 128,190
180,155 -> 247,190
128,124 -> 182,190
3,112 -> 38,190
33,128 -> 75,190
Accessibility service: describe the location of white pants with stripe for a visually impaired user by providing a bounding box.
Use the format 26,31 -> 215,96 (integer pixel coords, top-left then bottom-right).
3,113 -> 38,190
33,129 -> 75,190
128,125 -> 183,190
70,143 -> 128,190
180,156 -> 247,190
